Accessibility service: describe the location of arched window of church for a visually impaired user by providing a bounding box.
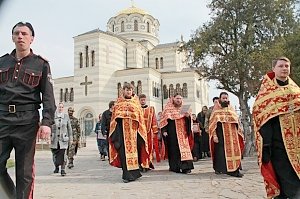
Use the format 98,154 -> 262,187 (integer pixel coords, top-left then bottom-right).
112,24 -> 115,32
183,83 -> 188,98
91,50 -> 95,67
131,81 -> 137,95
163,85 -> 168,99
152,82 -> 155,97
117,83 -> 122,97
147,22 -> 150,33
175,83 -> 182,96
169,84 -> 174,97
70,88 -> 74,102
134,20 -> 138,31
79,52 -> 83,68
154,83 -> 159,97
160,57 -> 163,69
85,46 -> 89,67
121,21 -> 125,32
155,58 -> 159,69
197,90 -> 200,98
137,80 -> 142,95
64,88 -> 69,102
60,89 -> 63,102
157,83 -> 160,97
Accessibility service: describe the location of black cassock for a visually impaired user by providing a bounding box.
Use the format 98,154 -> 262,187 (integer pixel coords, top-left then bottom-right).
197,112 -> 209,153
110,118 -> 142,181
213,122 -> 241,176
260,116 -> 300,198
162,118 -> 194,173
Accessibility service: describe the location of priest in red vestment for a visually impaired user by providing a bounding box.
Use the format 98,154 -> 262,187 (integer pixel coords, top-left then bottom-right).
108,83 -> 148,183
160,93 -> 194,174
253,57 -> 300,199
209,92 -> 244,178
139,94 -> 160,170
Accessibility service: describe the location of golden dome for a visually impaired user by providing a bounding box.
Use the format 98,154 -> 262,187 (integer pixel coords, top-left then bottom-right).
117,5 -> 148,15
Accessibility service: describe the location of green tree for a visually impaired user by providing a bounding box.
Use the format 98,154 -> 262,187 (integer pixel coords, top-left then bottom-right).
184,0 -> 299,156
284,27 -> 300,85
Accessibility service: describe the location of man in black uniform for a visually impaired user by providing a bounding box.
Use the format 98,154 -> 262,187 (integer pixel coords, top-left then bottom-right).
101,100 -> 115,160
0,22 -> 56,199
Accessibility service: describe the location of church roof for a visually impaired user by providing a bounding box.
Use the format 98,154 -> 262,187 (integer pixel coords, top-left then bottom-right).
117,4 -> 149,15
77,29 -> 100,36
75,28 -> 129,43
154,42 -> 180,49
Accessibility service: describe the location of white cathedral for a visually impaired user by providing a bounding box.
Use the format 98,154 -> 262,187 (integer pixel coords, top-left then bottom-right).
53,4 -> 209,135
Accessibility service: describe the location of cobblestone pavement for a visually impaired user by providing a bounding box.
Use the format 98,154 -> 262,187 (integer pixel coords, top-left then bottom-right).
8,136 -> 267,199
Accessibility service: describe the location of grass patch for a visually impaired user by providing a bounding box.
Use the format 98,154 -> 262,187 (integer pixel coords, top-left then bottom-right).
6,159 -> 15,168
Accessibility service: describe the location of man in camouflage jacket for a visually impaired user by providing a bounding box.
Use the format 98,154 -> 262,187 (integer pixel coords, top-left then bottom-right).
67,107 -> 81,169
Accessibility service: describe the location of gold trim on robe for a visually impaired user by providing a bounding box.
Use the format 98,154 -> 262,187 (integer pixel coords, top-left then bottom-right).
142,106 -> 158,164
109,96 -> 149,170
253,71 -> 300,199
159,98 -> 193,161
209,105 -> 244,172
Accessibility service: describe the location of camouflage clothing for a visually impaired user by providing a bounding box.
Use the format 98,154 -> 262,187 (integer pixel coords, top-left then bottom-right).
67,115 -> 81,164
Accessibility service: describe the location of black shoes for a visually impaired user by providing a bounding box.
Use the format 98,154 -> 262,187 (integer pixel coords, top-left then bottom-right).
54,166 -> 67,176
182,169 -> 191,174
215,170 -> 243,177
53,167 -> 59,173
235,172 -> 244,178
68,163 -> 74,169
61,170 -> 66,176
122,178 -> 136,183
227,171 -> 244,178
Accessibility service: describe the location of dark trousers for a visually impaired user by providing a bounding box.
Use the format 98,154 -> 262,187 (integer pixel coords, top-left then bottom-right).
0,123 -> 38,199
97,139 -> 108,156
192,133 -> 202,160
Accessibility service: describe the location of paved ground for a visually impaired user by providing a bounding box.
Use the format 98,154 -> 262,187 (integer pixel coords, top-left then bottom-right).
8,136 -> 267,199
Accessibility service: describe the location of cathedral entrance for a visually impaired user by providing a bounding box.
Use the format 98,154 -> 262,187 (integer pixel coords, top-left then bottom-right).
84,112 -> 94,136
79,109 -> 95,147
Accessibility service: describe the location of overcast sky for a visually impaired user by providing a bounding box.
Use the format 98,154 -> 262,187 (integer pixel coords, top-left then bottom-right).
0,0 -> 248,108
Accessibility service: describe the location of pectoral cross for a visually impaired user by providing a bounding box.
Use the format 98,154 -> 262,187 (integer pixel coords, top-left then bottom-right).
288,104 -> 295,114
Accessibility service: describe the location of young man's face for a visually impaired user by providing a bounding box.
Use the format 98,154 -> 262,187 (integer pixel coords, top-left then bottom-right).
110,104 -> 115,110
12,25 -> 34,52
139,97 -> 146,106
123,88 -> 133,98
273,60 -> 290,81
173,95 -> 183,107
213,99 -> 219,106
202,106 -> 208,114
192,114 -> 196,120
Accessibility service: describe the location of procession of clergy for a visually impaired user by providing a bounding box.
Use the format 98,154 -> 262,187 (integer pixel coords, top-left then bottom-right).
103,56 -> 300,199
106,82 -> 243,182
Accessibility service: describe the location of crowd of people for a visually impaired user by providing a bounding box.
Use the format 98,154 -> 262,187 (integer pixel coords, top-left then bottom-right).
0,21 -> 299,199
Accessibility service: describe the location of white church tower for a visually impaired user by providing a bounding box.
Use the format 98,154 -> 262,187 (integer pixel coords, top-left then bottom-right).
53,3 -> 209,135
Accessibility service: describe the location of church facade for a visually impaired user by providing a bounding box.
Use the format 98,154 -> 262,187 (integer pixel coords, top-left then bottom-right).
53,5 -> 209,135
